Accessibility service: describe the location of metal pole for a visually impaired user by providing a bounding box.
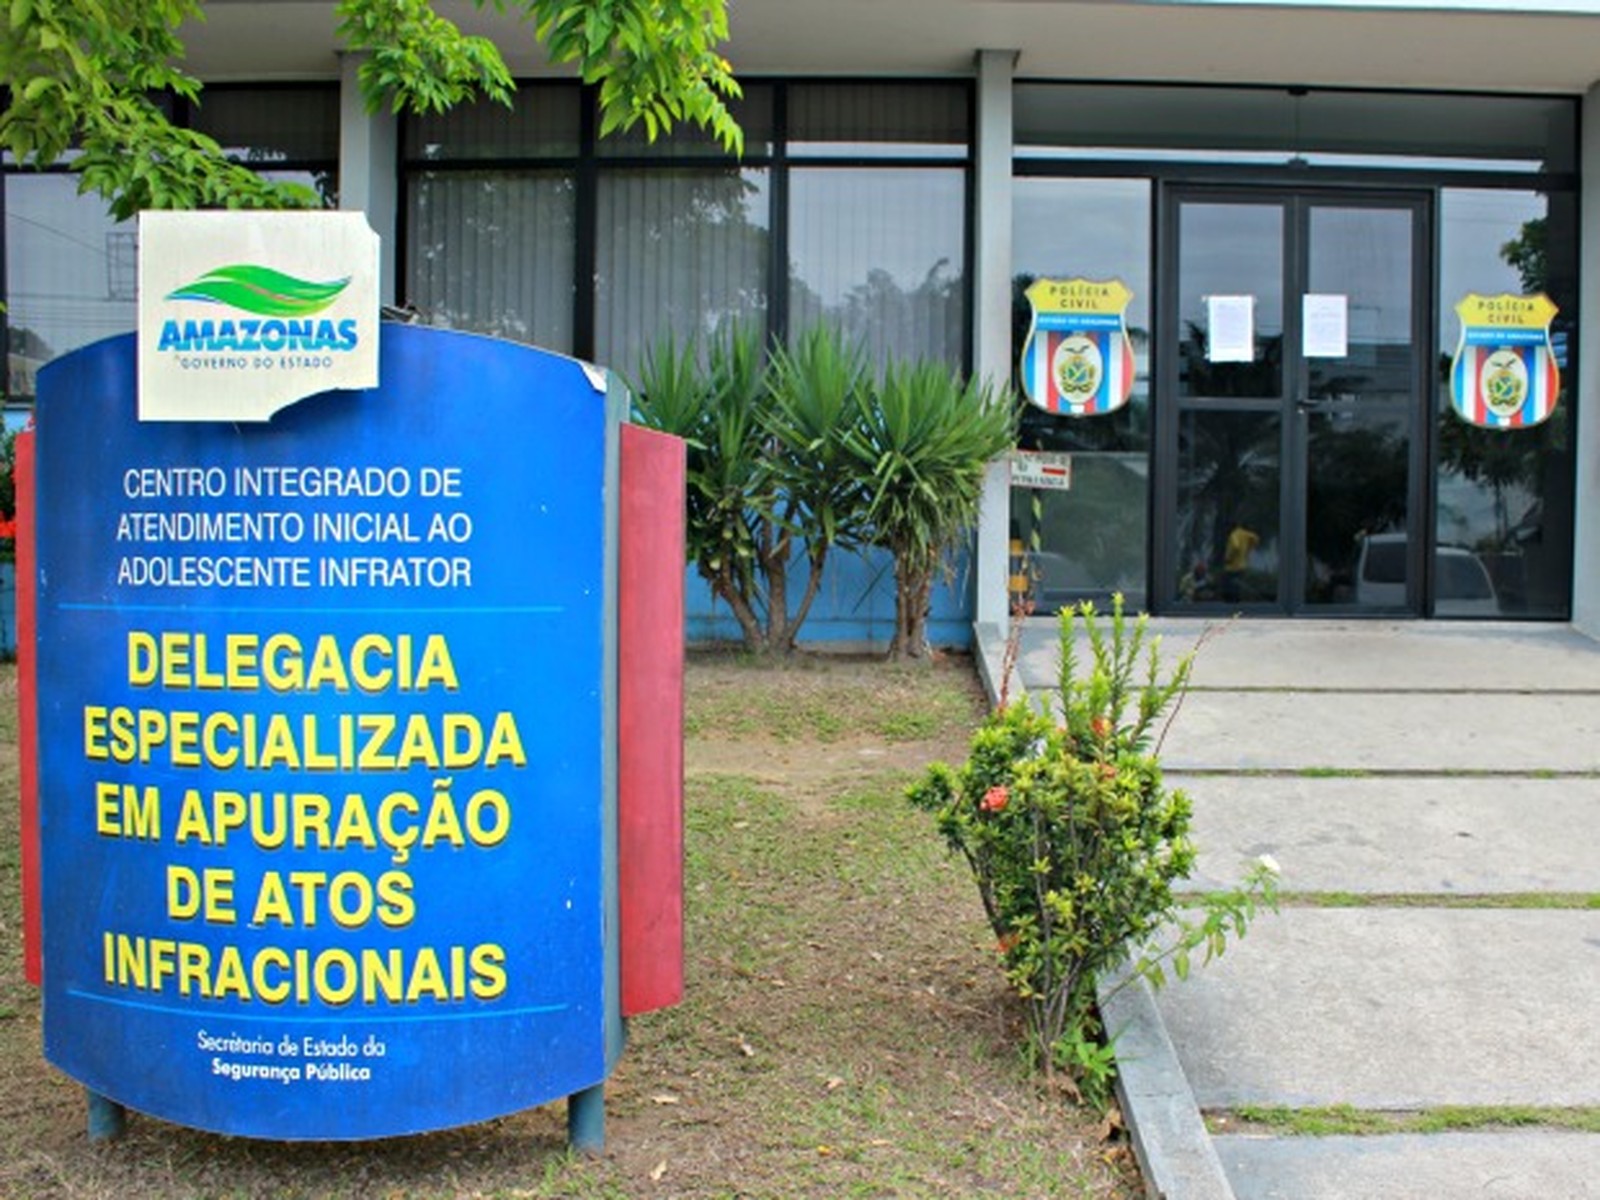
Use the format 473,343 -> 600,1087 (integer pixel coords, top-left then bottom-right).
86,1089 -> 126,1142
567,1082 -> 605,1155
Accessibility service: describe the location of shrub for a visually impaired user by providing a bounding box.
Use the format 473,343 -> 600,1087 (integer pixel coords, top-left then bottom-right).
762,323 -> 874,648
845,360 -> 1015,661
631,325 -> 775,653
633,327 -> 1016,659
908,598 -> 1277,1106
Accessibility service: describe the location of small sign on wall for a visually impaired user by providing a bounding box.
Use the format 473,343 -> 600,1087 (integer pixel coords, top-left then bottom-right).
138,212 -> 380,422
1010,450 -> 1073,491
1303,293 -> 1349,359
1205,295 -> 1255,363
1019,278 -> 1136,417
1449,292 -> 1561,430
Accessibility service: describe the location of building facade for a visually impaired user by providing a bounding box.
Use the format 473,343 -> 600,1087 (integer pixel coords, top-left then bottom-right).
6,0 -> 1600,640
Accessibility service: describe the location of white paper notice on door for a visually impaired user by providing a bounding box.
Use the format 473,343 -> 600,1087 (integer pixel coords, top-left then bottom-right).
1207,295 -> 1255,363
1304,293 -> 1349,359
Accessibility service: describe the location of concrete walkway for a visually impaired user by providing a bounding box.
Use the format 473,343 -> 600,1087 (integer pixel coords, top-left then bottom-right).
982,618 -> 1600,1200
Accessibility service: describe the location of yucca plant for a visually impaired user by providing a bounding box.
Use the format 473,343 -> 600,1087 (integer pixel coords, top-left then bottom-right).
631,325 -> 775,652
847,360 -> 1016,660
762,323 -> 874,650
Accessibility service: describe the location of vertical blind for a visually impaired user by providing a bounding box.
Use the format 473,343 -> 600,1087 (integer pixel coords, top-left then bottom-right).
594,169 -> 770,376
406,172 -> 577,351
402,81 -> 971,374
787,167 -> 965,368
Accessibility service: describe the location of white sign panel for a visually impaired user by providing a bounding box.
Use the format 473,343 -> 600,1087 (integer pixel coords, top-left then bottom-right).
138,211 -> 381,422
1206,295 -> 1255,363
1010,450 -> 1073,491
1304,293 -> 1349,359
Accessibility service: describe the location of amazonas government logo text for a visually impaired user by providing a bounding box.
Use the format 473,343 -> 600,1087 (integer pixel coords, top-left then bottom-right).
157,265 -> 360,354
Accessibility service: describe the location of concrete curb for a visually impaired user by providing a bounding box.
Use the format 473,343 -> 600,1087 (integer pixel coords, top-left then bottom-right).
971,622 -> 1232,1200
1100,965 -> 1234,1200
971,620 -> 1012,707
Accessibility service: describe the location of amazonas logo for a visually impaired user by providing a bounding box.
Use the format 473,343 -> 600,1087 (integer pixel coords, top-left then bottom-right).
157,264 -> 361,354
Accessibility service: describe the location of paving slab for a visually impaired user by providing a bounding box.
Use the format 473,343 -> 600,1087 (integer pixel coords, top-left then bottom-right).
1151,908 -> 1600,1108
1216,1132 -> 1600,1200
1012,618 -> 1600,693
1178,775 -> 1600,893
983,619 -> 1600,1200
1153,690 -> 1600,772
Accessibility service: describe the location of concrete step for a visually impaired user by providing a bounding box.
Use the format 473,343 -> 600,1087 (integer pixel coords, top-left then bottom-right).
1016,617 -> 1600,692
1215,1132 -> 1600,1200
1177,774 -> 1600,893
1149,908 -> 1600,1109
1156,690 -> 1600,773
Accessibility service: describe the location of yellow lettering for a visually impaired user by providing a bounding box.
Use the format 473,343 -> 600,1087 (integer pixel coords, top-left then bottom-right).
350,633 -> 392,692
305,636 -> 350,691
252,872 -> 294,926
213,945 -> 250,999
470,944 -> 507,999
127,631 -> 157,687
226,634 -> 260,689
415,634 -> 458,691
174,788 -> 211,844
484,712 -> 527,767
252,945 -> 292,1003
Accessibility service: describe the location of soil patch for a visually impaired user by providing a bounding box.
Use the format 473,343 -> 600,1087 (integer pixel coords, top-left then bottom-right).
0,655 -> 1140,1199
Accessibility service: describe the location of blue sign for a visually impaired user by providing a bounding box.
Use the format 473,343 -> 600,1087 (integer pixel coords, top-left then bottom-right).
35,325 -> 620,1139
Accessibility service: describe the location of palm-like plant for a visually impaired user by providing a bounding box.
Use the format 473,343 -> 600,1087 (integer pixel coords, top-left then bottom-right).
762,323 -> 873,650
848,361 -> 1016,660
631,326 -> 774,651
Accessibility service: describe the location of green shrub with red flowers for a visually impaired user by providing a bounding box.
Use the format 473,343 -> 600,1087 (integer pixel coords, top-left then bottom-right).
908,597 -> 1277,1106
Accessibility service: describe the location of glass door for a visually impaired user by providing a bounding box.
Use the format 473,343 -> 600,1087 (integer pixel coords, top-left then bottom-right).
1159,189 -> 1428,614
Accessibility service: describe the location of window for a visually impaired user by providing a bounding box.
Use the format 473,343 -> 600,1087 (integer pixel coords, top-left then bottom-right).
788,167 -> 964,368
402,80 -> 971,381
1010,178 -> 1153,610
5,177 -> 136,404
594,168 -> 770,370
1016,84 -> 1576,173
408,172 -> 577,350
2,86 -> 339,404
1435,188 -> 1575,619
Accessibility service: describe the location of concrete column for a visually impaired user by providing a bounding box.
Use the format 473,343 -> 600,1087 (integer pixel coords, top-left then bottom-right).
973,49 -> 1018,635
338,54 -> 400,305
1574,84 -> 1600,636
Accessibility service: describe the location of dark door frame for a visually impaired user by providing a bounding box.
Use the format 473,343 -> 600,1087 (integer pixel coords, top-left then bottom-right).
1152,182 -> 1434,615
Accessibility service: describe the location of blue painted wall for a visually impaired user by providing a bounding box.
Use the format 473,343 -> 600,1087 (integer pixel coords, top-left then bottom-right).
684,542 -> 977,650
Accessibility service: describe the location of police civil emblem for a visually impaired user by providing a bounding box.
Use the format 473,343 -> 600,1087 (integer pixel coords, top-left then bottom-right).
1449,292 -> 1561,430
1020,278 -> 1136,417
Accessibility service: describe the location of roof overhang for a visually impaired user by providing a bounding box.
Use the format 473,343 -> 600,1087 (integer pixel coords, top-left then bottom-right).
186,0 -> 1600,95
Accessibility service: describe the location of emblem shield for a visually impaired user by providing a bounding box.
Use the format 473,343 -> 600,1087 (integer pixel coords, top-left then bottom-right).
1019,278 -> 1136,417
1449,292 -> 1561,430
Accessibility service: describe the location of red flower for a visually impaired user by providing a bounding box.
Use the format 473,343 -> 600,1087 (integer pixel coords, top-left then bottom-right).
980,785 -> 1009,814
997,932 -> 1020,955
0,516 -> 15,540
1091,716 -> 1112,740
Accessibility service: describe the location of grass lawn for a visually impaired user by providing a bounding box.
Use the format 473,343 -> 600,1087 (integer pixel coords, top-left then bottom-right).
0,654 -> 1139,1199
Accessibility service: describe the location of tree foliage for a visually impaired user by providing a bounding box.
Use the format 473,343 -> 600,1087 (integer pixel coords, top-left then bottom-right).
1,0 -> 741,219
0,0 -> 315,218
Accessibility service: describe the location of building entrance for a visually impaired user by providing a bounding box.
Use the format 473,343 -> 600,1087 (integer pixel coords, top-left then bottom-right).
1157,188 -> 1431,614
